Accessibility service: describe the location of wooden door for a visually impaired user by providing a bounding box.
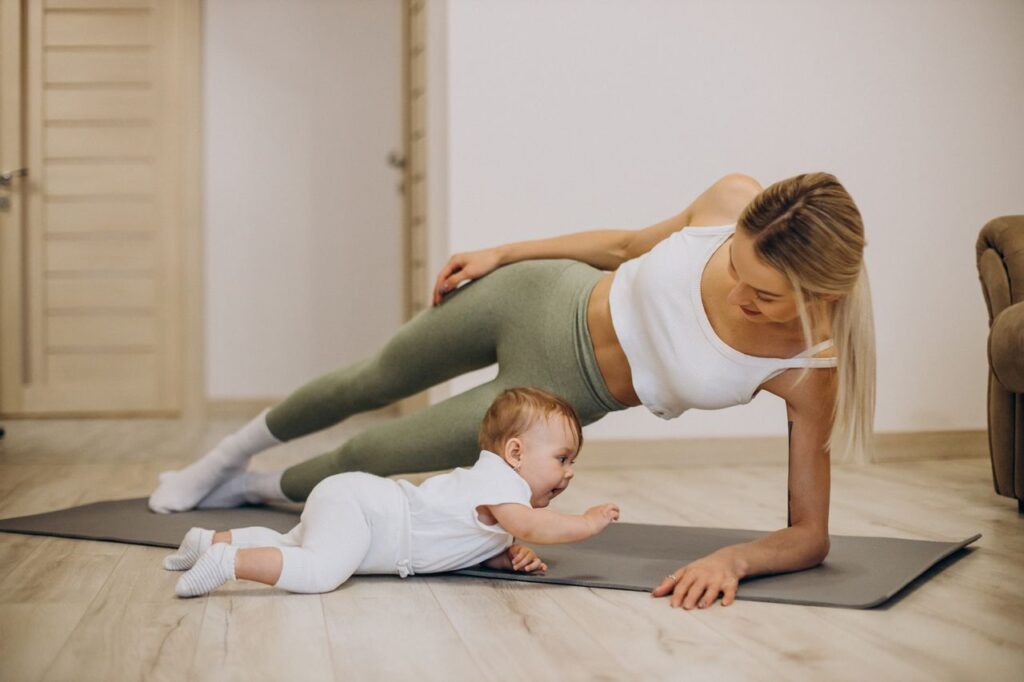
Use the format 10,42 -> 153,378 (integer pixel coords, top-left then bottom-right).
0,0 -> 201,417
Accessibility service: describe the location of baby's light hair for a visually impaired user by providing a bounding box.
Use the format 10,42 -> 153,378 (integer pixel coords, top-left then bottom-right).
478,387 -> 583,455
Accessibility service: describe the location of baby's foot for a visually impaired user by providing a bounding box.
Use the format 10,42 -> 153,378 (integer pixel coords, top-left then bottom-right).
163,527 -> 215,571
175,543 -> 237,598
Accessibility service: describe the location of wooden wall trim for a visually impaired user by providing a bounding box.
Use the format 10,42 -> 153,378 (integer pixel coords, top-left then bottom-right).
578,430 -> 988,468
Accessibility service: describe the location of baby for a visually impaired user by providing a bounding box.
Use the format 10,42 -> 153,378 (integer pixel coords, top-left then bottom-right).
165,386 -> 620,597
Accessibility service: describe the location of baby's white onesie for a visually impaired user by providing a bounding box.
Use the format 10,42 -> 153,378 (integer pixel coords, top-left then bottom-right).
236,450 -> 532,594
398,449 -> 535,574
172,450 -> 534,595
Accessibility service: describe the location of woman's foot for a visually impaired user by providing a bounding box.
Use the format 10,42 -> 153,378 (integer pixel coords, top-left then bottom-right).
175,543 -> 238,598
196,470 -> 287,509
163,527 -> 215,571
148,408 -> 280,513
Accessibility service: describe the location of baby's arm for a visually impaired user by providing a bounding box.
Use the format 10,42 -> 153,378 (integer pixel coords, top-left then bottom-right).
487,502 -> 620,545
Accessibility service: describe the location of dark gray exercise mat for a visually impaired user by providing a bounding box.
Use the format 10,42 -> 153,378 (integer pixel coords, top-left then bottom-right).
0,498 -> 979,609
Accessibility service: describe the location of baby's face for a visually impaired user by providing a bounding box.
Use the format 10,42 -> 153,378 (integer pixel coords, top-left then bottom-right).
509,414 -> 579,508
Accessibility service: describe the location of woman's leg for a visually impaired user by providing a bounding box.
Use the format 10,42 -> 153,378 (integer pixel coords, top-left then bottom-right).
280,379 -> 504,500
149,409 -> 282,513
151,274 -> 506,512
279,259 -> 630,501
265,275 -> 508,440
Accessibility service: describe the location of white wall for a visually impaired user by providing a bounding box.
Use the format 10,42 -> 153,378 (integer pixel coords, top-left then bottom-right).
441,0 -> 1024,439
203,0 -> 403,399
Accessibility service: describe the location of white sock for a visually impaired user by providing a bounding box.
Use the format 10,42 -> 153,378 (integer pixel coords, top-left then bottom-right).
196,470 -> 288,509
148,408 -> 281,513
163,527 -> 215,571
175,543 -> 237,598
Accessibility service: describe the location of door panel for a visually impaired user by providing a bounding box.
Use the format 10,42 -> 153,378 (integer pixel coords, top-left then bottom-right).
0,0 -> 200,416
46,49 -> 151,83
46,200 -> 155,233
45,11 -> 151,46
47,276 -> 156,309
47,126 -> 155,158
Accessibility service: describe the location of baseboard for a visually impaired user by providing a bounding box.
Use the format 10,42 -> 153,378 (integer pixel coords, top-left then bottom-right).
870,429 -> 988,463
204,398 -> 277,417
578,430 -> 989,469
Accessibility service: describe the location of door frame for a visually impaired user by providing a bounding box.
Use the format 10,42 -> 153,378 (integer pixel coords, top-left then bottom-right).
176,0 -> 205,421
0,0 -> 25,415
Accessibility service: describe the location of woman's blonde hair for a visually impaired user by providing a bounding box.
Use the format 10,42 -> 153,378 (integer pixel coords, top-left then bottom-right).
478,387 -> 584,455
738,172 -> 875,464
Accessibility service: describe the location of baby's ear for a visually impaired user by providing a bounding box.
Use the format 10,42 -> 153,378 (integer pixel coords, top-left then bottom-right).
502,437 -> 524,469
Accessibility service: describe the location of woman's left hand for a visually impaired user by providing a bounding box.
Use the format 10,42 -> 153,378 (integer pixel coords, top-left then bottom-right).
651,548 -> 745,609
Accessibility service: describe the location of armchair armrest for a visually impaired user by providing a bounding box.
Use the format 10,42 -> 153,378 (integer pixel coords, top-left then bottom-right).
991,301 -> 1024,393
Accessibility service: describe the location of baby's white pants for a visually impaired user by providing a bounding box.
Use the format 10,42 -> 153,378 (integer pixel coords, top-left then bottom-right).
232,472 -> 412,594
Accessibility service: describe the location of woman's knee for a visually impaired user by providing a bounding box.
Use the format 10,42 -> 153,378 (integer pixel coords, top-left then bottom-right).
336,413 -> 481,476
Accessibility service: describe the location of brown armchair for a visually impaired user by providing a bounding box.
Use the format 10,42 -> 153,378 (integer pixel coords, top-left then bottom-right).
976,215 -> 1024,513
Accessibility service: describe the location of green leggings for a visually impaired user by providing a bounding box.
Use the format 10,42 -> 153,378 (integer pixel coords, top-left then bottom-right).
269,259 -> 630,501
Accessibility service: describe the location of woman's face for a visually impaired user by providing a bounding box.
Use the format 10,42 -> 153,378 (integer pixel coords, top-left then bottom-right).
724,229 -> 803,325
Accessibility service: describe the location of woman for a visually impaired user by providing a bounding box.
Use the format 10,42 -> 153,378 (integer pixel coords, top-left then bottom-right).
150,171 -> 875,610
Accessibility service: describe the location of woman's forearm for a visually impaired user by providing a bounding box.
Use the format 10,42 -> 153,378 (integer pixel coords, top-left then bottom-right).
725,526 -> 830,579
497,229 -> 635,271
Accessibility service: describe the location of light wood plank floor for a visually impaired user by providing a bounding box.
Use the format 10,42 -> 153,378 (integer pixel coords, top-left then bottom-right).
1,415 -> 1022,682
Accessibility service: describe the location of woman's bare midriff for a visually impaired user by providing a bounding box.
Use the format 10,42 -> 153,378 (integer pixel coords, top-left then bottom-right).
586,274 -> 643,407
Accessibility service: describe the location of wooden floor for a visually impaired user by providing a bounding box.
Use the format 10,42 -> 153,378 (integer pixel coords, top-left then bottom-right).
0,415 -> 1022,682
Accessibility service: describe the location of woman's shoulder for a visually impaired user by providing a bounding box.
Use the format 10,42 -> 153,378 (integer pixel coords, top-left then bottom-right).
687,174 -> 763,228
761,356 -> 838,406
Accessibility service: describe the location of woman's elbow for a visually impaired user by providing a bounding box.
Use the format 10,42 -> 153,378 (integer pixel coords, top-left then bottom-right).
812,536 -> 831,565
608,231 -> 635,270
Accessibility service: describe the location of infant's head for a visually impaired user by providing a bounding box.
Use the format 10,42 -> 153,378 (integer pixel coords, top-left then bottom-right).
478,387 -> 583,508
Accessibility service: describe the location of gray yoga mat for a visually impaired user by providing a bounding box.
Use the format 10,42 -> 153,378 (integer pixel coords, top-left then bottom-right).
0,498 -> 979,609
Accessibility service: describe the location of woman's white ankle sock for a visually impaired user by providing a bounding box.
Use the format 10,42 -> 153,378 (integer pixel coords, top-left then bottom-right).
163,527 -> 214,571
196,470 -> 287,509
148,408 -> 281,513
175,543 -> 238,598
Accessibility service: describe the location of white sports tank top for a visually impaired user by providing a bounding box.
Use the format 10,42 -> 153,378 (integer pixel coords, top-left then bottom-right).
608,223 -> 837,420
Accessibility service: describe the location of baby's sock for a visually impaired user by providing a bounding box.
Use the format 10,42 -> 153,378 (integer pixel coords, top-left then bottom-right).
196,470 -> 288,509
149,408 -> 281,513
175,543 -> 238,598
163,527 -> 214,571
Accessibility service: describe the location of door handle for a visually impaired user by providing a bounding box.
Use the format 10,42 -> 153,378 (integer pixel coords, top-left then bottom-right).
0,168 -> 28,187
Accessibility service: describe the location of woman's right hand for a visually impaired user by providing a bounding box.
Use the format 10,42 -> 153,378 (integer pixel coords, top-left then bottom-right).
432,247 -> 505,306
583,503 -> 621,535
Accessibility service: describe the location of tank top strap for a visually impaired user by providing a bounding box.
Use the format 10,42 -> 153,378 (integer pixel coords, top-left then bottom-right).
777,339 -> 837,368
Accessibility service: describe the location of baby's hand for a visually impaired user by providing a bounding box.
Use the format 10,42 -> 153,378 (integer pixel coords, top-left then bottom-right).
583,503 -> 621,535
508,544 -> 547,573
